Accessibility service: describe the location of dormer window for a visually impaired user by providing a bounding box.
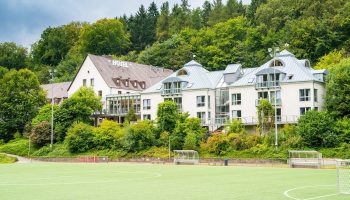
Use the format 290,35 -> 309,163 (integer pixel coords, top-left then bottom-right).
270,59 -> 284,67
125,80 -> 129,87
177,69 -> 188,76
134,81 -> 137,88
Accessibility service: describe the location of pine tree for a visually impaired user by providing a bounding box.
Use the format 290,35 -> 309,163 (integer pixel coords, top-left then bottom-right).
156,2 -> 170,41
202,1 -> 212,27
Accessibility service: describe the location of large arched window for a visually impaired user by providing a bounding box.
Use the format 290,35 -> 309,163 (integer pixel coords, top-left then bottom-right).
177,69 -> 188,76
270,59 -> 284,67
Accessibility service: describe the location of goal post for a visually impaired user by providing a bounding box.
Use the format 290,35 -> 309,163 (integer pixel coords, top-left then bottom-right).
337,159 -> 350,195
173,150 -> 199,165
288,150 -> 322,168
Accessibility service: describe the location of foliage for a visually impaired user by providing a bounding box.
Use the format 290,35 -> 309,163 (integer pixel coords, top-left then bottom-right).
205,132 -> 231,155
0,153 -> 17,164
30,121 -> 51,148
334,117 -> 350,144
156,101 -> 178,133
65,122 -> 96,153
0,66 -> 8,79
31,22 -> 85,66
0,69 -> 46,141
257,99 -> 274,135
123,120 -> 156,152
325,58 -> 350,118
125,107 -> 138,123
0,42 -> 27,70
79,18 -> 130,55
172,117 -> 206,150
94,120 -> 123,150
314,49 -> 347,70
31,104 -> 60,126
297,110 -> 337,148
55,87 -> 102,141
225,119 -> 244,134
0,139 -> 31,157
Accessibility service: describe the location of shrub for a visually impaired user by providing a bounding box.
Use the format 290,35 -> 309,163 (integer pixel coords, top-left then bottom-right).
30,121 -> 51,147
0,153 -> 17,163
297,110 -> 338,147
206,133 -> 231,155
31,104 -> 59,126
183,131 -> 197,150
334,117 -> 350,143
123,120 -> 156,152
0,139 -> 31,156
65,122 -> 95,153
225,119 -> 244,134
94,120 -> 123,150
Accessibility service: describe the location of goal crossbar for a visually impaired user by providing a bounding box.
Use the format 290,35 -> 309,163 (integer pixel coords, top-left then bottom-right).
288,150 -> 322,168
173,150 -> 199,165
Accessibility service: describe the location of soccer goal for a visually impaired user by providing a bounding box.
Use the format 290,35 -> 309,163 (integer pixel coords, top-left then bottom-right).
288,150 -> 322,168
173,150 -> 199,165
337,160 -> 350,195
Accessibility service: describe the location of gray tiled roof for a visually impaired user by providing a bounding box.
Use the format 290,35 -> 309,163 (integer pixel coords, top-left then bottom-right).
224,64 -> 241,74
88,54 -> 173,90
41,81 -> 71,99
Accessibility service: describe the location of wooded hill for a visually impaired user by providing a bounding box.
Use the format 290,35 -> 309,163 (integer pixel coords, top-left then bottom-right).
0,0 -> 349,83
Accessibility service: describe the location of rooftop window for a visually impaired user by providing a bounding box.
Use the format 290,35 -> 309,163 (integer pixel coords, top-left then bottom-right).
270,59 -> 284,67
177,69 -> 188,76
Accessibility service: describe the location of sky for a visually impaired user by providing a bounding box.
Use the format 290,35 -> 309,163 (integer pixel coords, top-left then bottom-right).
0,0 -> 251,49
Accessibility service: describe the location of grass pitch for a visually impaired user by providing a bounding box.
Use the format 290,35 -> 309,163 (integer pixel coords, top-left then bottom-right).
0,162 -> 348,200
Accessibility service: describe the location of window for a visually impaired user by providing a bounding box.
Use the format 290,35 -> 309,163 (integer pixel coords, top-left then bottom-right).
134,81 -> 137,87
177,69 -> 188,76
232,110 -> 241,119
83,79 -> 86,86
232,93 -> 241,105
300,107 -> 311,115
196,96 -> 205,107
164,98 -> 172,101
118,91 -> 122,94
208,96 -> 211,108
90,78 -> 94,87
174,82 -> 181,93
258,92 -> 269,99
143,99 -> 151,110
276,108 -> 281,122
143,114 -> 151,120
270,59 -> 283,67
314,107 -> 318,111
125,80 -> 129,87
174,97 -> 182,110
98,90 -> 102,97
197,112 -> 206,123
126,92 -> 130,94
208,112 -> 211,121
163,82 -> 172,94
314,89 -> 318,102
299,89 -> 311,101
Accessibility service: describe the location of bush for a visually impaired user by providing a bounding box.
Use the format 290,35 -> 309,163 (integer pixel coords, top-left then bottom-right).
225,119 -> 244,134
65,122 -> 95,153
183,131 -> 197,150
94,120 -> 123,150
0,153 -> 17,163
123,120 -> 156,152
205,133 -> 231,155
334,117 -> 350,143
31,143 -> 71,157
0,139 -> 31,156
297,110 -> 338,147
30,121 -> 51,147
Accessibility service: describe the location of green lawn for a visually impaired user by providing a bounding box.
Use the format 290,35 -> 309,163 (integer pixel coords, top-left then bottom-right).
0,162 -> 348,200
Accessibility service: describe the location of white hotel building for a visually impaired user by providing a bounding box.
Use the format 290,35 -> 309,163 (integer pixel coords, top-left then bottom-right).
67,50 -> 327,130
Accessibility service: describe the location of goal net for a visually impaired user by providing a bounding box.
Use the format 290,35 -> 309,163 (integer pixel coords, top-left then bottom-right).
173,150 -> 199,165
337,160 -> 350,195
288,150 -> 322,168
78,156 -> 109,163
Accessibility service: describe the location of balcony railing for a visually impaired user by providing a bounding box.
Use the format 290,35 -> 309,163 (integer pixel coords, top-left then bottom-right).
255,81 -> 280,89
161,87 -> 182,95
106,108 -> 141,115
255,98 -> 282,106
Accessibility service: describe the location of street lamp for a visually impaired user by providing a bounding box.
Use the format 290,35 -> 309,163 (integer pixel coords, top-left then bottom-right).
268,47 -> 280,150
48,69 -> 56,148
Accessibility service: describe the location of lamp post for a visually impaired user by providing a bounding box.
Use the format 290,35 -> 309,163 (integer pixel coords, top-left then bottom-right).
48,69 -> 56,148
268,47 -> 280,150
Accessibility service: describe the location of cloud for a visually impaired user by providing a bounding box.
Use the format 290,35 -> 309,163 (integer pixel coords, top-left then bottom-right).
0,0 -> 251,48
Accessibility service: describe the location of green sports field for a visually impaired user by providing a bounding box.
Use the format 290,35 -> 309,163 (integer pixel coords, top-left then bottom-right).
0,162 -> 348,200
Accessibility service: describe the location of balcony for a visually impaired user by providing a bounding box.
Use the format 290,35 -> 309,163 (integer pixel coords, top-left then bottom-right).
255,81 -> 280,89
106,107 -> 141,115
161,87 -> 182,96
255,98 -> 282,106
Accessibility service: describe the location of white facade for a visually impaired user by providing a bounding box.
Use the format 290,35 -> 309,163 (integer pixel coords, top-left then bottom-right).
140,50 -> 328,128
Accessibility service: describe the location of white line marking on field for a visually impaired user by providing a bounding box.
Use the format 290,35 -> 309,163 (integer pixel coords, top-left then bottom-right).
283,185 -> 337,200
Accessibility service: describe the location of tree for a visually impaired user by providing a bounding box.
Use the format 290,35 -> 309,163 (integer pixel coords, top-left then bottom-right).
257,99 -> 274,135
172,117 -> 206,150
30,121 -> 51,148
79,18 -> 130,55
207,0 -> 226,26
125,107 -> 138,123
156,101 -> 178,133
297,110 -> 337,147
0,66 -> 8,79
31,22 -> 84,66
94,120 -> 123,150
31,104 -> 60,126
201,1 -> 212,27
65,122 -> 96,153
0,69 -> 46,141
123,120 -> 156,152
156,2 -> 171,41
55,87 -> 102,141
247,0 -> 266,20
314,49 -> 346,70
325,58 -> 350,118
0,42 -> 27,70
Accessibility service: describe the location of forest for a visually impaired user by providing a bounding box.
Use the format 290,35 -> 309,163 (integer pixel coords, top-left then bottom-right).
0,0 -> 349,84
